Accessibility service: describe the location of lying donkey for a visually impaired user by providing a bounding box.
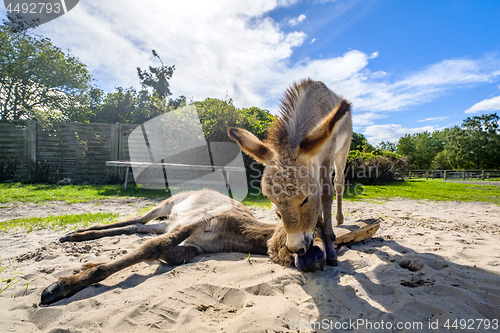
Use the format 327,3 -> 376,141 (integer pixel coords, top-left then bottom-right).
41,189 -> 379,305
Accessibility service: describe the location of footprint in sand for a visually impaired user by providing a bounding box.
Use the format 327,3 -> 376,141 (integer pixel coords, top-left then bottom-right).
398,259 -> 423,272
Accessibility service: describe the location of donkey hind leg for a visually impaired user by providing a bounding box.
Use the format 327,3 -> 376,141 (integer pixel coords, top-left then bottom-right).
59,199 -> 175,243
319,161 -> 337,267
41,224 -> 197,305
333,148 -> 349,227
294,225 -> 327,272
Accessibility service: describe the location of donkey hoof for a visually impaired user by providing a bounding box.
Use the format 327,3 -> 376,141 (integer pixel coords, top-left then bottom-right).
41,281 -> 65,305
59,235 -> 71,243
326,247 -> 338,267
294,246 -> 326,272
326,257 -> 338,266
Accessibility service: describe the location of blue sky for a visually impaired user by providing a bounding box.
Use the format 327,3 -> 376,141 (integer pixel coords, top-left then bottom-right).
2,0 -> 500,144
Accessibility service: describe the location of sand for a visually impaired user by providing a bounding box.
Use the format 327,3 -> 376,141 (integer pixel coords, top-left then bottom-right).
1,198 -> 499,333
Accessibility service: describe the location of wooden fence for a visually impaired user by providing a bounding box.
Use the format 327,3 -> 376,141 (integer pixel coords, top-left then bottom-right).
400,170 -> 500,181
0,120 -> 138,183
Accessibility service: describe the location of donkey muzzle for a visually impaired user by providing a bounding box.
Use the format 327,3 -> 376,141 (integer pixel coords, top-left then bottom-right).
286,231 -> 313,255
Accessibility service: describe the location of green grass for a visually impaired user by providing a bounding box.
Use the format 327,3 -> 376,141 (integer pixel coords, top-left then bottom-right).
242,191 -> 271,208
0,179 -> 498,232
346,179 -> 500,204
0,259 -> 23,294
0,183 -> 170,204
0,212 -> 119,232
0,178 -> 498,211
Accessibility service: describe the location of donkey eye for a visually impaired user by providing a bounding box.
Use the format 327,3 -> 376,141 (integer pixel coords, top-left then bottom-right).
275,211 -> 282,219
300,196 -> 309,207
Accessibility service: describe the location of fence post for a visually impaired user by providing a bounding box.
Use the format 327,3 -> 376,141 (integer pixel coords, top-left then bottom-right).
110,122 -> 120,161
462,171 -> 465,180
444,170 -> 447,181
482,170 -> 484,181
26,120 -> 37,162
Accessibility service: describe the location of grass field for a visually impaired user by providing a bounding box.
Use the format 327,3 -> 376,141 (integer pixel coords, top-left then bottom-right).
1,179 -> 499,206
0,183 -> 169,205
346,179 -> 500,204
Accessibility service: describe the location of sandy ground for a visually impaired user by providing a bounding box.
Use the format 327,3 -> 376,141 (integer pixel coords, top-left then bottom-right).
1,198 -> 499,333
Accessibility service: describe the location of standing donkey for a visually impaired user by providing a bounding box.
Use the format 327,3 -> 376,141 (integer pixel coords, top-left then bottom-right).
228,79 -> 352,266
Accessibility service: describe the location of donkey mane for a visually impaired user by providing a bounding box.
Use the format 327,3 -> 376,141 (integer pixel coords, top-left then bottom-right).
268,78 -> 340,152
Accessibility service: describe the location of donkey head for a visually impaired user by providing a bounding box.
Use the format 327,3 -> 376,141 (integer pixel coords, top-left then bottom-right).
261,160 -> 321,255
228,100 -> 351,255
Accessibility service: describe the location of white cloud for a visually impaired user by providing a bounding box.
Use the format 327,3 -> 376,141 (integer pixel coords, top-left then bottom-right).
370,71 -> 387,79
309,38 -> 316,44
417,116 -> 449,122
343,57 -> 500,112
30,0 -> 500,115
397,59 -> 498,87
353,112 -> 387,126
288,14 -> 306,26
465,95 -> 500,114
364,124 -> 437,145
37,0 -> 308,108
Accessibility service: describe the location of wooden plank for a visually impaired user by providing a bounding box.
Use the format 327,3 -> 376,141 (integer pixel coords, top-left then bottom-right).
334,218 -> 381,245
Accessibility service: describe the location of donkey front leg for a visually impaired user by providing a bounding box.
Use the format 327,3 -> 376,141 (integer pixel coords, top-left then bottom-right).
41,224 -> 197,305
59,223 -> 168,242
320,162 -> 337,267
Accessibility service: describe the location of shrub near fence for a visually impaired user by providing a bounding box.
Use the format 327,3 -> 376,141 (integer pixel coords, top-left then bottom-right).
344,150 -> 410,185
0,120 -> 138,184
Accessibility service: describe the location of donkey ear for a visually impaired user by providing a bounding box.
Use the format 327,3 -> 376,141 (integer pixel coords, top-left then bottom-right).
298,99 -> 351,157
228,127 -> 274,165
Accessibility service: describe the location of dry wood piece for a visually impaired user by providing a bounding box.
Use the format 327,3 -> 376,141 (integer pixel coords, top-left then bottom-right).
334,218 -> 381,245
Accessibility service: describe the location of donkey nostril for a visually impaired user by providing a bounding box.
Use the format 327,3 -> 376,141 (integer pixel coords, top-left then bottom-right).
296,248 -> 305,256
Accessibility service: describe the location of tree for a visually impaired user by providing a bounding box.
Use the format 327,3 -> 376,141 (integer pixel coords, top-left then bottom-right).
63,86 -> 104,123
0,21 -> 92,120
68,49 -> 184,124
376,141 -> 397,153
351,132 -> 368,151
137,50 -> 174,99
88,87 -> 170,124
445,113 -> 500,169
240,106 -> 275,141
396,131 -> 446,169
431,150 -> 453,170
194,98 -> 243,143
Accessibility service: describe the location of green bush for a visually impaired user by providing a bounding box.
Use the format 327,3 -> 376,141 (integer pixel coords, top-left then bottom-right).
22,159 -> 58,184
0,160 -> 17,181
344,150 -> 410,185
